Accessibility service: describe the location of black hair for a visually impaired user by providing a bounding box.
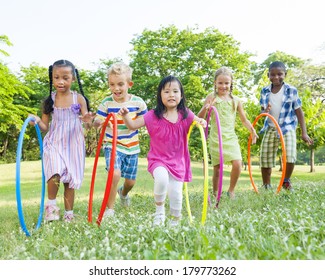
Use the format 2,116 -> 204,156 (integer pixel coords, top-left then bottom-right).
154,75 -> 188,119
268,61 -> 287,73
43,59 -> 90,114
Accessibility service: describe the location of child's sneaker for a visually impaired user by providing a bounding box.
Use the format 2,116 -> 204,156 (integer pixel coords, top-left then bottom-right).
103,208 -> 115,219
169,219 -> 180,227
45,204 -> 60,222
63,212 -> 74,222
117,186 -> 130,207
153,213 -> 165,226
282,180 -> 294,192
262,184 -> 272,190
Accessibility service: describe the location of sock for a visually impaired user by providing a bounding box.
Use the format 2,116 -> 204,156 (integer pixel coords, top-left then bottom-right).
119,186 -> 127,197
47,199 -> 56,205
284,178 -> 290,183
65,210 -> 73,215
155,204 -> 165,215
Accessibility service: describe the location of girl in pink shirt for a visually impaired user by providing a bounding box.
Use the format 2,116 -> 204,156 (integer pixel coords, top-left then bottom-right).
119,76 -> 206,226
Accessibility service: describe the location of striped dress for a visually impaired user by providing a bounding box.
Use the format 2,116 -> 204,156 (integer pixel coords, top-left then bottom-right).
43,91 -> 85,189
96,94 -> 147,155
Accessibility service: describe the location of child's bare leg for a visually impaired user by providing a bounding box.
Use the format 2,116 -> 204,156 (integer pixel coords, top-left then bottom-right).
228,160 -> 241,197
212,164 -> 220,196
107,169 -> 121,209
285,163 -> 294,179
120,178 -> 135,196
47,174 -> 60,199
63,183 -> 74,211
261,167 -> 272,185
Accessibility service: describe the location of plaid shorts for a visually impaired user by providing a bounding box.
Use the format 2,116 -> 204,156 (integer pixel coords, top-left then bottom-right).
260,128 -> 296,168
104,147 -> 138,180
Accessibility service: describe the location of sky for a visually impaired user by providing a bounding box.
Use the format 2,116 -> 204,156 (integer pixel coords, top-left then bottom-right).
1,0 -> 324,72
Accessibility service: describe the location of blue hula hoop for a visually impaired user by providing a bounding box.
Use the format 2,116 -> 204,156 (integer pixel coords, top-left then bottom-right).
16,116 -> 45,237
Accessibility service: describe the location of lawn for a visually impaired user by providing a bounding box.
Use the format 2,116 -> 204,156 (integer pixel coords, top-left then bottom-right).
0,158 -> 324,260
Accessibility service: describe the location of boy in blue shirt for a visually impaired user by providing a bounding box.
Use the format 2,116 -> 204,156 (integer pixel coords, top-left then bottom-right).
259,61 -> 313,191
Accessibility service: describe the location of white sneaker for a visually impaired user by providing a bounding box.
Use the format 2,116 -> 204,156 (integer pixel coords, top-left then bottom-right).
169,219 -> 179,227
103,208 -> 115,219
153,213 -> 165,226
117,186 -> 130,207
44,204 -> 60,222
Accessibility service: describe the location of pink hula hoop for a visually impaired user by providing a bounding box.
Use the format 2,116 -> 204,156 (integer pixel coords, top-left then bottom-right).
205,106 -> 223,205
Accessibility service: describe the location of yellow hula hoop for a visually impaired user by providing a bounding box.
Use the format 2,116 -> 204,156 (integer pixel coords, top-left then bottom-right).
184,121 -> 209,225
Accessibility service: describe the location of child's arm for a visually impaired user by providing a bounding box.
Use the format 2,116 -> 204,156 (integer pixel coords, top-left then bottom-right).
237,102 -> 258,144
28,113 -> 50,132
197,93 -> 215,118
295,107 -> 313,145
118,107 -> 145,130
78,94 -> 95,129
193,115 -> 207,128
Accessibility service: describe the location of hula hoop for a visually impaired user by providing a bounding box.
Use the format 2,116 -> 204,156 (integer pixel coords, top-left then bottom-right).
88,113 -> 117,225
184,121 -> 209,225
205,106 -> 223,206
247,113 -> 286,194
16,116 -> 45,237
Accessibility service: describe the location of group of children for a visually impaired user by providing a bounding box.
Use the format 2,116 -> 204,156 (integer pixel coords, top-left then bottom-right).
29,59 -> 312,226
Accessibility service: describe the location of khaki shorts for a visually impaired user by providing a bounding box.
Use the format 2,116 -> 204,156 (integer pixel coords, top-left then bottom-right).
260,128 -> 296,168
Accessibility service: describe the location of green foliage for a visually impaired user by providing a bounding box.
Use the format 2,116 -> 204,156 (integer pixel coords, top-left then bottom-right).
129,25 -> 253,159
0,35 -> 13,57
298,89 -> 325,150
130,25 -> 253,112
1,29 -> 325,167
0,61 -> 36,161
253,50 -> 306,84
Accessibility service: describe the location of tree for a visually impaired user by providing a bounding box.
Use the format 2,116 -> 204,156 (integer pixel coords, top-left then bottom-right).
129,25 -> 254,158
0,36 -> 34,161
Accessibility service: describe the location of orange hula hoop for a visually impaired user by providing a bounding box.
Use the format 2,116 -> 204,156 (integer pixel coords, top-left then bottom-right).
247,113 -> 286,194
88,113 -> 117,225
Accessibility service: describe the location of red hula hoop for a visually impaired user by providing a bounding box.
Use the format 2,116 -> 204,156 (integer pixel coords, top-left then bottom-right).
247,113 -> 286,194
205,106 -> 223,205
88,113 -> 117,225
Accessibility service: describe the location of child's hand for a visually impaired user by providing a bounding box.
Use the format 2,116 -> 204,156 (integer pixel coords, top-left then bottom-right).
196,118 -> 207,128
251,129 -> 258,144
93,119 -> 104,129
205,97 -> 216,112
264,103 -> 271,113
28,114 -> 40,126
302,134 -> 313,146
80,112 -> 95,123
118,107 -> 129,116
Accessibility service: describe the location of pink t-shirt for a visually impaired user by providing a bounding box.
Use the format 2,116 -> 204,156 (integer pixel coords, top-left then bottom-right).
144,109 -> 195,182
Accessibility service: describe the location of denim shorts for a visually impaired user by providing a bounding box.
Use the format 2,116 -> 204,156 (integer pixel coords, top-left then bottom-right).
104,147 -> 138,180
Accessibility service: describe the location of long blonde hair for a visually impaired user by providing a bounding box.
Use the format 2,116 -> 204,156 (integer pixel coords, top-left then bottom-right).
214,66 -> 236,111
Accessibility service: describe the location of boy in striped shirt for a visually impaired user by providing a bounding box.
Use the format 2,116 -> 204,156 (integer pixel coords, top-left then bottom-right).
93,62 -> 147,218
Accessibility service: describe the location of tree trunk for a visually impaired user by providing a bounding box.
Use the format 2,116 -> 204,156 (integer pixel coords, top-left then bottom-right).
1,133 -> 9,157
310,148 -> 315,172
279,156 -> 283,171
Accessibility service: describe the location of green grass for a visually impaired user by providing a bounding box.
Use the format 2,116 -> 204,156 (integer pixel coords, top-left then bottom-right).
0,158 -> 324,260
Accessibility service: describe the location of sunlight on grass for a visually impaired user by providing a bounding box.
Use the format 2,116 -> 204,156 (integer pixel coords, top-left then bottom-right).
0,158 -> 324,260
